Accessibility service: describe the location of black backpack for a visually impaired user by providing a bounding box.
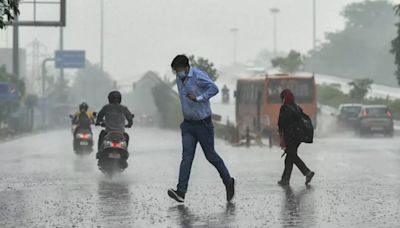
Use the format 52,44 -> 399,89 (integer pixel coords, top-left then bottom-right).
287,105 -> 314,144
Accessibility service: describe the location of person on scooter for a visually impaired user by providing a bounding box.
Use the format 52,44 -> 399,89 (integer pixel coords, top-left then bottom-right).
95,91 -> 134,151
72,102 -> 95,134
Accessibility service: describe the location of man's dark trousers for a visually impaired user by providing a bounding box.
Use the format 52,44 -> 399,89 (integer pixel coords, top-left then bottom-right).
177,118 -> 231,193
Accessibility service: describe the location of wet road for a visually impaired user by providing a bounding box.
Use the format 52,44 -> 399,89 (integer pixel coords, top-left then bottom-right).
1,127 -> 400,227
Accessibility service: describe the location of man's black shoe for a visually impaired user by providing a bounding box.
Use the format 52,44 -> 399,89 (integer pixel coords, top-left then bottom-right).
277,180 -> 290,186
225,178 -> 235,202
305,171 -> 315,185
168,189 -> 185,203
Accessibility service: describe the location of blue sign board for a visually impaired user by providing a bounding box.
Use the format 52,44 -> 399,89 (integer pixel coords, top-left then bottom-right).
0,83 -> 19,101
55,50 -> 85,69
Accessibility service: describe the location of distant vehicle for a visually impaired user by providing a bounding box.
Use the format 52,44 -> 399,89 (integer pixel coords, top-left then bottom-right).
235,74 -> 317,146
221,85 -> 230,104
336,104 -> 362,127
137,114 -> 154,127
355,105 -> 394,137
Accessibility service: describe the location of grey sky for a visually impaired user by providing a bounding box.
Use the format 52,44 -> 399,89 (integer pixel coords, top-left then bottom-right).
1,0 -> 400,81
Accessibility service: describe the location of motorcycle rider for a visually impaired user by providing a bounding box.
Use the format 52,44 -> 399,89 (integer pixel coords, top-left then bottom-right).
95,91 -> 134,151
221,84 -> 230,103
71,102 -> 95,134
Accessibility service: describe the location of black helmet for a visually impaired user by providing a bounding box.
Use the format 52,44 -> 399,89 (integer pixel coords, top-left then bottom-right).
108,91 -> 122,104
79,102 -> 89,111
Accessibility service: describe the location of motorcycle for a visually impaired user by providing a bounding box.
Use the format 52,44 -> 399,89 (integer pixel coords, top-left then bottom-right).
73,128 -> 94,154
69,114 -> 95,155
96,123 -> 131,177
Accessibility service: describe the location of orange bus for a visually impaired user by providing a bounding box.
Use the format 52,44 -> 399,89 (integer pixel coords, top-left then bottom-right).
235,74 -> 317,146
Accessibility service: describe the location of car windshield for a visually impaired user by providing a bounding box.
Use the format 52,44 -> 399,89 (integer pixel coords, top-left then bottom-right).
341,106 -> 361,116
365,107 -> 388,117
267,78 -> 314,103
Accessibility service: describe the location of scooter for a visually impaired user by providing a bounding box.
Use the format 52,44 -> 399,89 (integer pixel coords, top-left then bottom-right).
69,114 -> 94,155
96,123 -> 131,177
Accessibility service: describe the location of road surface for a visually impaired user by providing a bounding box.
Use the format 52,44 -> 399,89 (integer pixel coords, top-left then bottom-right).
0,126 -> 400,227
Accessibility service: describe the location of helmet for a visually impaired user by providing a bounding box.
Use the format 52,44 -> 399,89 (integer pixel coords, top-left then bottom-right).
79,102 -> 89,111
108,91 -> 122,104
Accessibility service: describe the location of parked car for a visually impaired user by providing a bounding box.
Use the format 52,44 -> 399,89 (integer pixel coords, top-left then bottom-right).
355,105 -> 394,137
336,103 -> 363,127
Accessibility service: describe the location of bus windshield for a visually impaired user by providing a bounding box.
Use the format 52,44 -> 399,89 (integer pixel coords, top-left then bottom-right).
267,78 -> 314,103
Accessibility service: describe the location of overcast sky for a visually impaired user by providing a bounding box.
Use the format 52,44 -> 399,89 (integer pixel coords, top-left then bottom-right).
1,0 -> 400,82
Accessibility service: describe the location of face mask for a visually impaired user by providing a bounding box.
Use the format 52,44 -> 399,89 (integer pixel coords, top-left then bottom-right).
176,71 -> 187,79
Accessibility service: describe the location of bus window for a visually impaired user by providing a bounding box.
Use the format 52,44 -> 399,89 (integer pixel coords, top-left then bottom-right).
267,79 -> 314,103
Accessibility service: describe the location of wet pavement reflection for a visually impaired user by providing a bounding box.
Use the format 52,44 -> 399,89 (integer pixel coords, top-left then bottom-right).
280,185 -> 315,228
96,180 -> 133,226
168,202 -> 236,227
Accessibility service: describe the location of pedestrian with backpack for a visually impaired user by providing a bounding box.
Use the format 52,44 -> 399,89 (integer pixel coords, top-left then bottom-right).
277,89 -> 315,186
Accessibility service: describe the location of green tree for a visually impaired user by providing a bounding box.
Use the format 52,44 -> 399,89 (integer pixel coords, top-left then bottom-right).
317,84 -> 351,108
306,0 -> 397,85
152,81 -> 182,128
0,0 -> 20,29
391,4 -> 400,85
0,65 -> 24,124
189,55 -> 219,81
271,50 -> 303,73
348,78 -> 373,101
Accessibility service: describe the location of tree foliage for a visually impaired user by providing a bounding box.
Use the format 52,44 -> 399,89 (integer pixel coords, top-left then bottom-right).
391,4 -> 400,85
348,78 -> 373,101
152,81 -> 182,128
271,50 -> 303,73
0,65 -> 24,124
189,55 -> 219,81
0,0 -> 20,29
306,0 -> 397,85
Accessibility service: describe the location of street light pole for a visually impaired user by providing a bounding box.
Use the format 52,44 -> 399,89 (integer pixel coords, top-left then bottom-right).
59,27 -> 64,80
313,0 -> 316,51
270,8 -> 280,56
230,28 -> 238,64
12,16 -> 19,78
100,0 -> 104,72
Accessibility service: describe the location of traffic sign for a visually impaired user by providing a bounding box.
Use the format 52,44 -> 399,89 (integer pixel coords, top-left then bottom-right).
0,83 -> 19,101
55,50 -> 85,69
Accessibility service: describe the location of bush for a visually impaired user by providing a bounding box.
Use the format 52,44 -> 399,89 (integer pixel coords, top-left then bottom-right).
317,84 -> 351,108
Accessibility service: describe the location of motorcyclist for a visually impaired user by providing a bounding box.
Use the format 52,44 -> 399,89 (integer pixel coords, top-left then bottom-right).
71,102 -> 95,134
95,91 -> 134,150
221,85 -> 230,103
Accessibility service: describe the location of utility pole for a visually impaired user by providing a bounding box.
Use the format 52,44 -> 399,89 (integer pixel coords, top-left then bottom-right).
41,58 -> 55,97
12,17 -> 19,78
26,39 -> 47,93
230,28 -> 239,64
60,27 -> 64,80
312,0 -> 316,51
270,8 -> 280,56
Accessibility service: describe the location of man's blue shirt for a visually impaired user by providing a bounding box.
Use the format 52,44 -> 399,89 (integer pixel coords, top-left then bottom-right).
176,67 -> 219,120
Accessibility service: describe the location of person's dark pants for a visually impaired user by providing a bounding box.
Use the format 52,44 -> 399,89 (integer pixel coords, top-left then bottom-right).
177,118 -> 232,193
97,130 -> 129,151
281,143 -> 311,181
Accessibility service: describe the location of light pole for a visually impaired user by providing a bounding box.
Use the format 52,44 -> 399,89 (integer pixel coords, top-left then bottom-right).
312,0 -> 316,51
60,27 -> 64,80
100,0 -> 104,72
270,8 -> 280,56
230,28 -> 238,64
